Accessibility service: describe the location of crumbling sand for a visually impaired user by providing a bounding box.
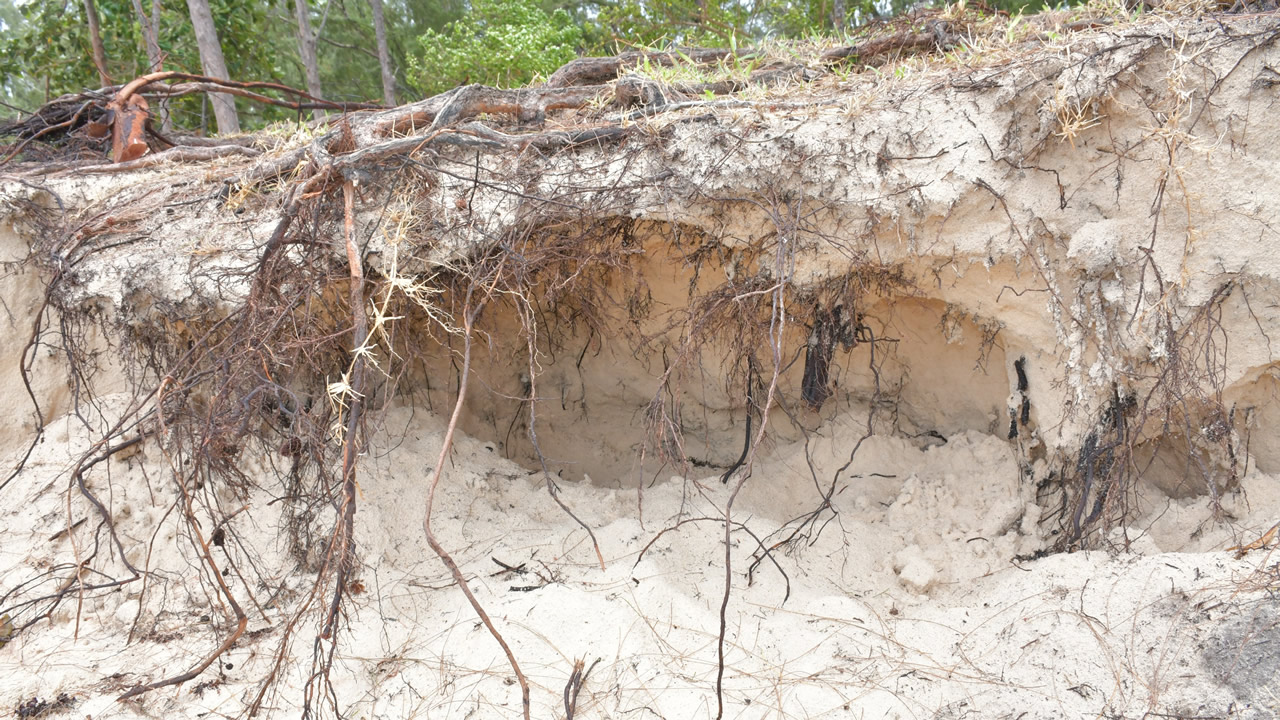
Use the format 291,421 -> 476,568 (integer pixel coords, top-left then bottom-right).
2,10 -> 1280,719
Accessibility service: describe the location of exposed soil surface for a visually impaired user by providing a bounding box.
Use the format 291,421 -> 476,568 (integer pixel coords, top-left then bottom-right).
2,10 -> 1279,719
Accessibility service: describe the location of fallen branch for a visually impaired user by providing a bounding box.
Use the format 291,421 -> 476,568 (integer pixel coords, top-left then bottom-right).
1,72 -> 380,168
0,100 -> 94,165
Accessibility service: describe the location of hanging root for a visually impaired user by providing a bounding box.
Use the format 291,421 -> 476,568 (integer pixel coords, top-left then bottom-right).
422,286 -> 532,720
4,18 -> 1276,715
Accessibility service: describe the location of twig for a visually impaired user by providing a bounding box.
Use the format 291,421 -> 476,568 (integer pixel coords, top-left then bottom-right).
563,657 -> 600,720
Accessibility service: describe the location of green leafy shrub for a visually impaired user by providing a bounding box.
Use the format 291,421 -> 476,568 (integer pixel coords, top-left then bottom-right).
409,0 -> 583,97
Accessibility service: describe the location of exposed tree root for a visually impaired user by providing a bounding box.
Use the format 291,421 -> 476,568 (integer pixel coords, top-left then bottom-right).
118,458 -> 248,700
3,14 -> 1276,716
547,49 -> 735,87
422,289 -> 532,720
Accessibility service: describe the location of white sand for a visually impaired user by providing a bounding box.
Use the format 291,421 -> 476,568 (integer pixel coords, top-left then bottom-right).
3,12 -> 1280,719
1,400 -> 1277,718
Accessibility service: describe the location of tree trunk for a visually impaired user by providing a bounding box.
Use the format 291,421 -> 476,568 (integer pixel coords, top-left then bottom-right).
83,0 -> 112,87
131,0 -> 163,72
131,0 -> 173,130
368,0 -> 395,106
832,0 -> 846,32
294,0 -> 326,119
185,0 -> 240,134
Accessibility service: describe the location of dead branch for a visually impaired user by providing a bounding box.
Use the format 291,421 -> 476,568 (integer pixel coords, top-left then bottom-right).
0,100 -> 94,165
1,71 -> 379,169
140,81 -> 377,113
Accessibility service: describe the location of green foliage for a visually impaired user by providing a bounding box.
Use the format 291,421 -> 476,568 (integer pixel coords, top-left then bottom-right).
0,0 -> 1096,129
579,0 -> 1089,49
400,0 -> 468,37
592,0 -> 753,47
409,0 -> 583,95
0,0 -> 279,126
0,0 -> 124,113
765,0 -> 862,37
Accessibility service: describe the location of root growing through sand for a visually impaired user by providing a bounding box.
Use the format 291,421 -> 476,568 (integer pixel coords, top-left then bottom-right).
3,17 -> 1276,715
